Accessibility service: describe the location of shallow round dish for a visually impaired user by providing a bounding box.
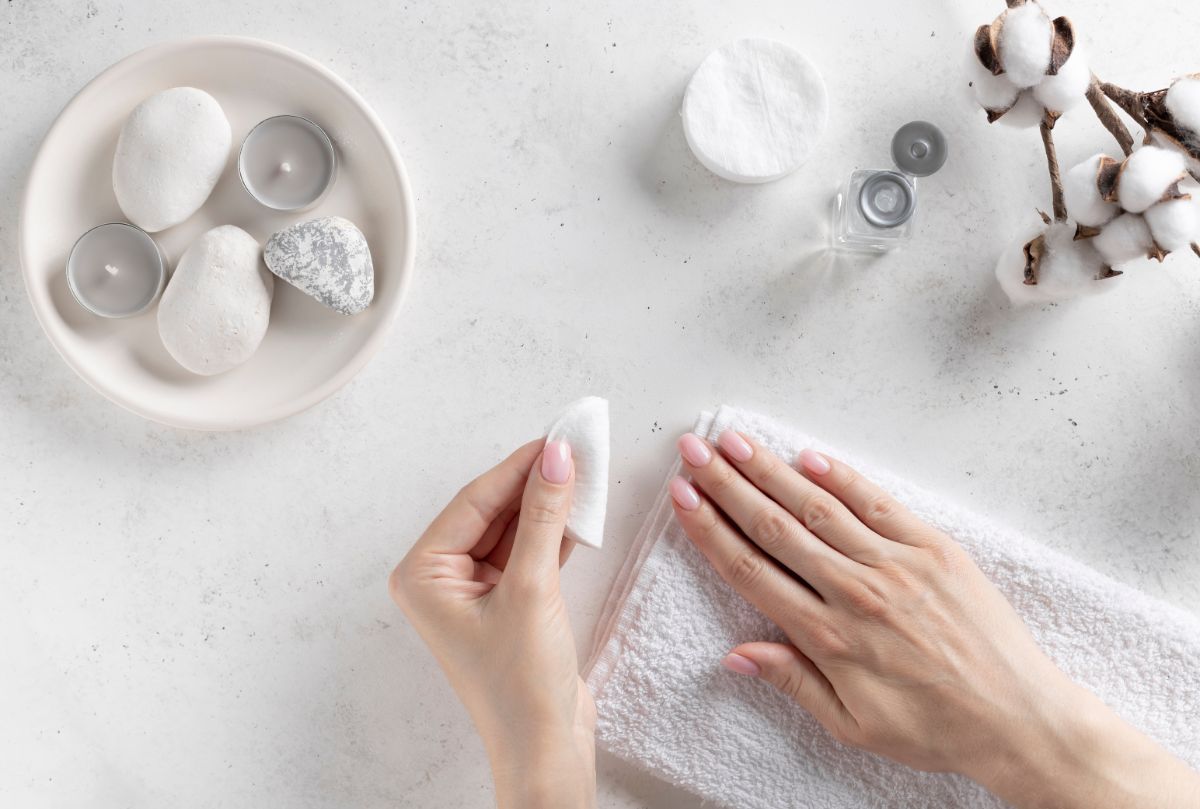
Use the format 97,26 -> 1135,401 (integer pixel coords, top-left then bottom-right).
20,36 -> 416,430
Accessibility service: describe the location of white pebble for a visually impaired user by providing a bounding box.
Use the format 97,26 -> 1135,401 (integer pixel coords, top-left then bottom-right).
1064,154 -> 1119,227
1032,45 -> 1089,114
113,87 -> 231,232
158,225 -> 273,375
1117,146 -> 1187,213
681,39 -> 828,183
1143,181 -> 1200,251
1093,213 -> 1154,266
999,2 -> 1053,88
1166,75 -> 1200,137
995,222 -> 1111,305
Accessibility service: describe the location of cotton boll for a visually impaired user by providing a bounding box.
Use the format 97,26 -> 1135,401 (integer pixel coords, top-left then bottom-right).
1032,45 -> 1089,114
1165,76 -> 1200,138
1064,154 -> 1120,226
969,54 -> 1021,114
997,92 -> 1044,129
1117,146 -> 1187,213
1143,182 -> 1200,251
1032,222 -> 1110,300
999,2 -> 1053,88
1093,213 -> 1154,266
994,222 -> 1110,305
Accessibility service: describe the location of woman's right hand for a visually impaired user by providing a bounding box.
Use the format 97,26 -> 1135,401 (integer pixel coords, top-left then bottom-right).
669,429 -> 1200,809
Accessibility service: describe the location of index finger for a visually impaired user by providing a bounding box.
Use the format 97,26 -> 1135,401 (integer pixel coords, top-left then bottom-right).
413,438 -> 544,556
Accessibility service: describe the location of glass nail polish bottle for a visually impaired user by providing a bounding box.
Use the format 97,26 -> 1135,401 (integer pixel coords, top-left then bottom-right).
833,121 -> 947,252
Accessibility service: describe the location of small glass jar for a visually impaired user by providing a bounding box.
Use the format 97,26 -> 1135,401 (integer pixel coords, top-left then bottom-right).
832,121 -> 947,253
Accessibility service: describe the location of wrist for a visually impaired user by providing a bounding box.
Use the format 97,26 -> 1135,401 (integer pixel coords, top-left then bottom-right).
971,684 -> 1199,809
488,725 -> 596,809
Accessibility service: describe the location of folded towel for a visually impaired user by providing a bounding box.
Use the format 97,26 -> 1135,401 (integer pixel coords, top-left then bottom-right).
584,405 -> 1200,809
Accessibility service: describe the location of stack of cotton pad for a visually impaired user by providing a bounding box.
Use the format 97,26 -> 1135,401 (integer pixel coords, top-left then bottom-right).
682,39 -> 828,183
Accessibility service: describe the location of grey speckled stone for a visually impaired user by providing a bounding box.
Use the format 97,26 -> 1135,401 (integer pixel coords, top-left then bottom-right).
264,216 -> 374,315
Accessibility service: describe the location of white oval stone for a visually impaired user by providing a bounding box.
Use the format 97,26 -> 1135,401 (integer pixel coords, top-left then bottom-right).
158,225 -> 273,375
113,87 -> 231,232
264,216 -> 374,315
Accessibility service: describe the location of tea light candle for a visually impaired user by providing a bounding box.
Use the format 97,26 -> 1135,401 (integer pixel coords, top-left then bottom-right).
66,223 -> 166,318
238,115 -> 337,211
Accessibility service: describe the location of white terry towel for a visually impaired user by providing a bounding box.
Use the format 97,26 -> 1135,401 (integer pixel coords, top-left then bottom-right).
584,405 -> 1200,808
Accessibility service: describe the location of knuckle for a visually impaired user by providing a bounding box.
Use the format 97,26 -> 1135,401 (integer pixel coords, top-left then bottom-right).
386,562 -> 409,607
843,581 -> 887,618
523,492 -> 568,526
705,465 -> 738,497
808,622 -> 850,660
749,508 -> 794,553
838,466 -> 860,491
864,495 -> 897,524
727,550 -> 768,590
774,665 -> 808,702
800,496 -> 837,530
754,456 -> 785,487
925,537 -> 965,573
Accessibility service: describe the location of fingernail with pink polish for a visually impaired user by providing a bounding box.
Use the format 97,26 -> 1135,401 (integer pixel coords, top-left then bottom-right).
721,652 -> 760,677
542,440 -> 572,484
799,448 -> 831,475
669,476 -> 701,511
717,429 -> 753,463
677,433 -> 712,467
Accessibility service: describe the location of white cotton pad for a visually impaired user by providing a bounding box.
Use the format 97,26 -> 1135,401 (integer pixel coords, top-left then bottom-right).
158,225 -> 273,375
681,39 -> 828,184
1117,146 -> 1187,214
546,396 -> 610,550
998,1 -> 1053,89
113,87 -> 231,232
1064,154 -> 1120,227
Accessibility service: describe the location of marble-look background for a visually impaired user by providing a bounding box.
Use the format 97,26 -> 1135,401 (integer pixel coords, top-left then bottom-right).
3,0 -> 1198,806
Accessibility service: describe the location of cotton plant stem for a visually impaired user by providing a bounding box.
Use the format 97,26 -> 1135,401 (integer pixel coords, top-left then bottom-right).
1086,78 -> 1134,156
1039,112 -> 1068,222
1099,81 -> 1152,138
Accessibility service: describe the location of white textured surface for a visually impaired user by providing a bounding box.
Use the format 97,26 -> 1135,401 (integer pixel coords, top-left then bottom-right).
113,86 -> 231,232
2,1 -> 1200,808
585,406 -> 1200,809
158,225 -> 273,375
547,396 -> 611,549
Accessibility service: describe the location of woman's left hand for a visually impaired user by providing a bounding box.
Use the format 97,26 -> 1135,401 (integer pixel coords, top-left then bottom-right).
389,438 -> 595,809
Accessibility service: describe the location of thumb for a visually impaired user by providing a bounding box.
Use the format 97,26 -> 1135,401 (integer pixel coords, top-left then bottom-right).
722,642 -> 850,737
503,440 -> 575,591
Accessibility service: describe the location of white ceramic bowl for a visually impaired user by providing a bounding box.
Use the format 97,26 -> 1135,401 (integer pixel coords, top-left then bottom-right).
19,37 -> 416,430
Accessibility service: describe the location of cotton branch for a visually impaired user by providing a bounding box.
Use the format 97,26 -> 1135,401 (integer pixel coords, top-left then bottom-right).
1099,81 -> 1153,141
1039,111 -> 1068,221
1085,77 -> 1134,155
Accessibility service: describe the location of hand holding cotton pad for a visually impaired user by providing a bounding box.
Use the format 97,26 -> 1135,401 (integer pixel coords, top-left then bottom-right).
682,38 -> 828,183
546,396 -> 610,549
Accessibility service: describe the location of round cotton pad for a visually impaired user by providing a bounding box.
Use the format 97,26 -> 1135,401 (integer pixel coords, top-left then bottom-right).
681,39 -> 828,184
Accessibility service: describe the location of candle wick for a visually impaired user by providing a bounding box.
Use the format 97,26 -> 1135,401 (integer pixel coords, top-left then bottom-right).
104,264 -> 120,276
280,161 -> 293,174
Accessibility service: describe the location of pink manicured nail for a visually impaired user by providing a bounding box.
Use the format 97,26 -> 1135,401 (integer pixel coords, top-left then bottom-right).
721,653 -> 760,677
541,440 -> 572,484
677,433 -> 712,467
717,429 -> 753,463
669,476 -> 701,511
799,448 -> 831,475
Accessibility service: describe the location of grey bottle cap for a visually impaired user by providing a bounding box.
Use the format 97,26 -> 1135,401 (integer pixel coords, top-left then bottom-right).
858,171 -> 915,228
891,121 -> 947,178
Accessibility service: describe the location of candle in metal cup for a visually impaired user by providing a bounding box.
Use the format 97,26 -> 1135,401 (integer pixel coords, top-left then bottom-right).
66,223 -> 166,318
238,115 -> 337,211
